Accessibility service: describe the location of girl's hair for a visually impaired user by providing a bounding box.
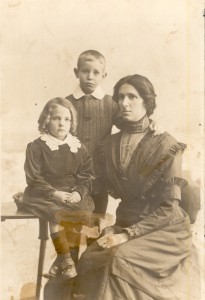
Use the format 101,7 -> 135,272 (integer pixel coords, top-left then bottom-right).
113,74 -> 157,116
38,97 -> 77,135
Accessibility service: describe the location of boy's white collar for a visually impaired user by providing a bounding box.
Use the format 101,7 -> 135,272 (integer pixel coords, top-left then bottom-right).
73,85 -> 105,100
41,133 -> 81,152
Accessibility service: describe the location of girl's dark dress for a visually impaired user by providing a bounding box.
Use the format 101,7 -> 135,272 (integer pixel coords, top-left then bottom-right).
22,134 -> 95,225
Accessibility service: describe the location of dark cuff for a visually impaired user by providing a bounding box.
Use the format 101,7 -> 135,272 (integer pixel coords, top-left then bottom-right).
122,225 -> 143,239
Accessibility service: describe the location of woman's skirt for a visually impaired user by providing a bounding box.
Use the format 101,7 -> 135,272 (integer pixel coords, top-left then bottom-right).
74,215 -> 200,300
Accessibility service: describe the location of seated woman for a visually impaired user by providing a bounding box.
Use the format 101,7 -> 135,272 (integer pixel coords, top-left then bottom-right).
73,74 -> 200,300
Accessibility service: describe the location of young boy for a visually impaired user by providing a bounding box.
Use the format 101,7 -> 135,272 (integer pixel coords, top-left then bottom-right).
66,50 -> 118,215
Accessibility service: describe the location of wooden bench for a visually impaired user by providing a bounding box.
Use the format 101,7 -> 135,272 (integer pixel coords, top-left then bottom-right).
1,202 -> 114,300
1,202 -> 49,300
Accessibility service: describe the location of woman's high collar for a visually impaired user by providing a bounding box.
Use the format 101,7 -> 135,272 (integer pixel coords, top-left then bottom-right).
114,114 -> 150,134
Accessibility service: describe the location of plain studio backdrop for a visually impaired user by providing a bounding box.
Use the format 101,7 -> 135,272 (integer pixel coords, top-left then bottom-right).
1,0 -> 204,299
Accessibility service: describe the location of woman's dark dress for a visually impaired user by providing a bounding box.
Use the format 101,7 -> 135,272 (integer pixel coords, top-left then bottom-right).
22,136 -> 95,224
74,130 -> 200,300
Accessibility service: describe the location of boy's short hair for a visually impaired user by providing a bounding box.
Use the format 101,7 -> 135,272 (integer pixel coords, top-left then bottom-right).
38,97 -> 77,135
77,50 -> 106,69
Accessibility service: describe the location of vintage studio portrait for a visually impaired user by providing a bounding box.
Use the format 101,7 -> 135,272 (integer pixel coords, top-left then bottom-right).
1,1 -> 204,300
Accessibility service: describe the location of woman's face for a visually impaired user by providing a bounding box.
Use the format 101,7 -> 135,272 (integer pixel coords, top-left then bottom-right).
118,84 -> 146,122
47,105 -> 71,140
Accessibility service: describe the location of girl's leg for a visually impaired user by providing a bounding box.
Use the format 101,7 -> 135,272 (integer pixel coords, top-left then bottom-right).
49,222 -> 64,234
46,221 -> 77,279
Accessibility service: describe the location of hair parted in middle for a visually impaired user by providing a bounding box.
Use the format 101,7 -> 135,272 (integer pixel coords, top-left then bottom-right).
38,97 -> 77,135
113,74 -> 157,116
77,50 -> 106,69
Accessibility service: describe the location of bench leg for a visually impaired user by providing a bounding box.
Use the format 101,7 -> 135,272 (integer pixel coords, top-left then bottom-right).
36,239 -> 47,300
36,220 -> 49,300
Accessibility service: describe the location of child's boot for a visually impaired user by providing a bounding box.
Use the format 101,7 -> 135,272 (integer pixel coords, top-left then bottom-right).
59,252 -> 77,279
48,253 -> 77,279
46,230 -> 77,279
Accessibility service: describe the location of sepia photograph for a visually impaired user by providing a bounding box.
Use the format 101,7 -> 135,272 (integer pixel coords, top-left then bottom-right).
1,0 -> 204,299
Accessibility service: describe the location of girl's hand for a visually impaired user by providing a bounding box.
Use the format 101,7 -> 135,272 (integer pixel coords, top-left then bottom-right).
97,233 -> 129,249
149,121 -> 165,136
51,191 -> 71,202
66,191 -> 81,203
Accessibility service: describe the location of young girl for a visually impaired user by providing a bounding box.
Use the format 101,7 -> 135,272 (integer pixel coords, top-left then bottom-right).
22,97 -> 95,280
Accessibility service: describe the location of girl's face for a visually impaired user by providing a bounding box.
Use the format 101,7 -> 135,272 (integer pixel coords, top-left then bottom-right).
118,84 -> 146,122
47,105 -> 71,140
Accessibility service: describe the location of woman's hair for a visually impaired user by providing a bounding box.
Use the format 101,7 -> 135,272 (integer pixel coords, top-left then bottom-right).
38,97 -> 77,135
113,74 -> 157,116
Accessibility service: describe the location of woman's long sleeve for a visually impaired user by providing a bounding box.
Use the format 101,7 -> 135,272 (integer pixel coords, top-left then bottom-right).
24,143 -> 57,197
123,150 -> 187,239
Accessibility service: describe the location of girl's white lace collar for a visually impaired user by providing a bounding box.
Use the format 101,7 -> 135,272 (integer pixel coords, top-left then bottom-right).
41,133 -> 81,152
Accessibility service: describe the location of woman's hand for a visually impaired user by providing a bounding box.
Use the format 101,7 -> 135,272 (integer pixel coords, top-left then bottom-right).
149,121 -> 165,136
100,226 -> 116,237
97,233 -> 129,249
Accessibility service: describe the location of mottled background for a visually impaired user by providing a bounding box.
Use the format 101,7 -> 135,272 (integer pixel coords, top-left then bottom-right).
1,0 -> 204,299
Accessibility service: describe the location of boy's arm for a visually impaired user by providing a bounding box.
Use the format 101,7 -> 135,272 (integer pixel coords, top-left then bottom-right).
112,99 -> 119,121
74,145 -> 95,199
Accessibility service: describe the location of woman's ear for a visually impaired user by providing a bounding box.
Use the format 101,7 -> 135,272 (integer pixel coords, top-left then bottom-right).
74,68 -> 79,78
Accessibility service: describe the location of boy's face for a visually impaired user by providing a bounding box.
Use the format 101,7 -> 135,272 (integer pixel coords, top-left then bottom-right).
74,57 -> 107,94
